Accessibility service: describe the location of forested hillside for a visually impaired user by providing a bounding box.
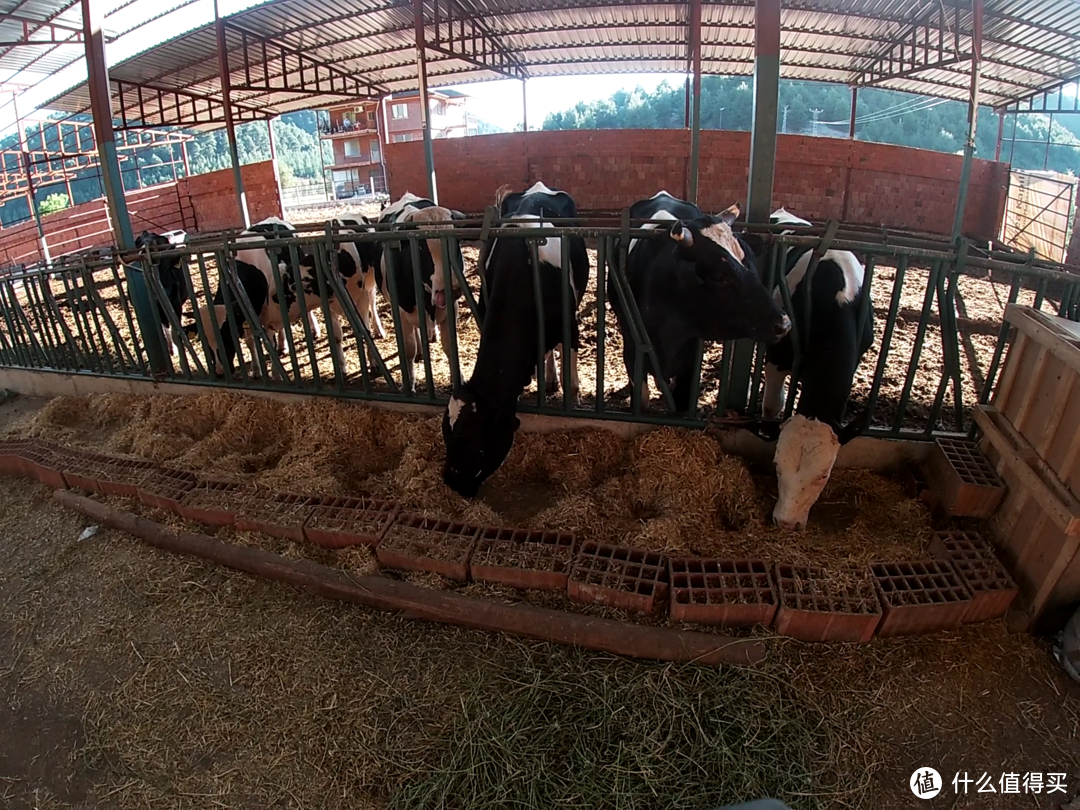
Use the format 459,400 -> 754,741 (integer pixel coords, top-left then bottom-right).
543,77 -> 1080,176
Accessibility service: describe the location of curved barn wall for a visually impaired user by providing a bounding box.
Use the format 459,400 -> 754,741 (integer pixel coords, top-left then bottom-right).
384,130 -> 1009,241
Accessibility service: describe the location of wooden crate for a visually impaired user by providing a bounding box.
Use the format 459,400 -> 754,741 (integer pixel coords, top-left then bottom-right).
975,405 -> 1080,632
993,305 -> 1080,498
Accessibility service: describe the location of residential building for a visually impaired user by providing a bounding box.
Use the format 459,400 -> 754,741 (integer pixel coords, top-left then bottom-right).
317,89 -> 476,200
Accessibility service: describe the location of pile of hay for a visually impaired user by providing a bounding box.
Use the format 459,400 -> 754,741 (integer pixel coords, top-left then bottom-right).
22,391 -> 932,567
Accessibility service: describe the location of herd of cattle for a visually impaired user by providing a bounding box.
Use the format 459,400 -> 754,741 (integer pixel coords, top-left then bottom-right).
133,182 -> 873,530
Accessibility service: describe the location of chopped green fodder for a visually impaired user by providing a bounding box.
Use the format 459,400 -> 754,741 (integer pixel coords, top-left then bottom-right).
388,645 -> 866,810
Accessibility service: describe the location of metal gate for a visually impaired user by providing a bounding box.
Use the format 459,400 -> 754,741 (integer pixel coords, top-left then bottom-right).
1001,169 -> 1077,263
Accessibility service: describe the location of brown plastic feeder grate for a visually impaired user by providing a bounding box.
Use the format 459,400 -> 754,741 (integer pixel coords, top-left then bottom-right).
470,528 -> 577,592
928,529 -> 995,562
304,496 -> 399,548
137,467 -> 198,513
177,481 -> 245,527
376,514 -> 480,581
669,558 -> 777,627
926,437 -> 1005,518
774,564 -> 882,643
95,457 -> 158,498
872,560 -> 973,636
235,492 -> 316,542
928,532 -> 1018,623
59,451 -> 117,494
15,442 -> 69,489
0,438 -> 35,477
567,542 -> 669,615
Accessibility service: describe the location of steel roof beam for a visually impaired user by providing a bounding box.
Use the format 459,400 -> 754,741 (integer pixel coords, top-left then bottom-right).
224,22 -> 390,98
856,0 -> 966,86
113,78 -> 268,129
428,0 -> 528,80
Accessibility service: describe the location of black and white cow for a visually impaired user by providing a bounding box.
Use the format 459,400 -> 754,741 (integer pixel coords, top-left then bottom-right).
134,229 -> 189,356
326,216 -> 385,340
758,207 -> 874,530
375,193 -> 466,391
442,182 -> 590,498
182,255 -> 269,379
609,191 -> 791,413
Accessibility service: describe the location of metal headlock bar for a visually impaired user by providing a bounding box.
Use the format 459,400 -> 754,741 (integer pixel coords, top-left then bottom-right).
2,214 -> 1080,438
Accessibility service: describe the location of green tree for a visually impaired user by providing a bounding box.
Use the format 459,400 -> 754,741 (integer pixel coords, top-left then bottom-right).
39,193 -> 69,215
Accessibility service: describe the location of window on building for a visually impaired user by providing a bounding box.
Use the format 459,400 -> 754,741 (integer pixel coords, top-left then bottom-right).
367,112 -> 377,127
392,103 -> 408,119
393,133 -> 412,143
369,139 -> 381,162
344,139 -> 362,158
430,100 -> 446,116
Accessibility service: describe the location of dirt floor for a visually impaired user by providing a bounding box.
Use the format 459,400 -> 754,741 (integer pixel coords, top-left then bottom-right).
1,393 -> 1079,809
5,201 -> 1057,435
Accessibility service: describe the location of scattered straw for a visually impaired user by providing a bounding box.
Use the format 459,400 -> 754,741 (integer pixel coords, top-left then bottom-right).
24,392 -> 930,568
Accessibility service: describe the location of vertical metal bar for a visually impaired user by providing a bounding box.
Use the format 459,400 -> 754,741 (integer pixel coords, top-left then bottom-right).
865,256 -> 909,428
196,250 -> 235,383
747,0 -> 781,223
82,0 -> 132,250
951,0 -> 983,242
312,237 -> 344,392
20,274 -> 60,367
848,85 -> 858,139
108,260 -> 150,374
414,0 -> 438,203
893,260 -> 942,433
0,283 -> 32,368
521,78 -> 528,132
595,235 -> 607,414
439,237 -> 462,390
560,233 -> 573,412
80,266 -> 115,374
382,243 -> 414,394
979,275 -> 1020,404
7,280 -> 47,367
1033,277 -> 1048,311
528,237 -> 547,407
994,110 -> 1005,161
1,283 -> 44,368
215,7 -> 250,228
42,273 -> 86,370
13,94 -> 51,266
266,247 -> 302,382
287,243 -> 322,391
24,273 -> 67,368
687,0 -> 702,204
407,237 -> 436,399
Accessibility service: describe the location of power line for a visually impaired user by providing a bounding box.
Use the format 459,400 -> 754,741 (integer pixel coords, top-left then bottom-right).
818,97 -> 949,127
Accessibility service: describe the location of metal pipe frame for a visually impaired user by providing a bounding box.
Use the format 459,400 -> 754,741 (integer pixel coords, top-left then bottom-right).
952,0 -> 984,243
848,85 -> 858,138
114,79 -> 268,130
687,0 -> 702,204
856,0 -> 966,87
415,0 -> 438,203
215,8 -> 250,230
747,0 -> 781,224
428,0 -> 528,80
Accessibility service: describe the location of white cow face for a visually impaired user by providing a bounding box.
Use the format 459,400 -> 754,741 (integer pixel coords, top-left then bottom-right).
773,415 -> 840,530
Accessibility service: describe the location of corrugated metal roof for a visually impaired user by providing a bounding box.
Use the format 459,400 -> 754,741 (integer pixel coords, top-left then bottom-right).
31,0 -> 1080,128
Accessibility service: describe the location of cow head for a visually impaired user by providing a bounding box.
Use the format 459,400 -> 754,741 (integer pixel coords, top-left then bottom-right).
441,385 -> 520,498
772,413 -> 868,530
668,204 -> 791,344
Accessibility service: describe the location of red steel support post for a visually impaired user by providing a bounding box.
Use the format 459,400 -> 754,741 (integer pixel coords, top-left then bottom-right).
687,0 -> 702,203
215,2 -> 250,228
952,0 -> 983,242
849,86 -> 858,139
414,0 -> 438,203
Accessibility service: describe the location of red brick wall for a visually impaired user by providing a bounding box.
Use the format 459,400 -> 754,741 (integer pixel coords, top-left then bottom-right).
385,130 -> 1009,241
182,160 -> 282,233
0,160 -> 282,266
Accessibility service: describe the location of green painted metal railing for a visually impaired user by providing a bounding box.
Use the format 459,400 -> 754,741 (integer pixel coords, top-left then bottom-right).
1,215 -> 1077,439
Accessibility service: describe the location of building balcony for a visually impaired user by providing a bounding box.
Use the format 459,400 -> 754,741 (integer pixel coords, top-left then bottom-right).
318,123 -> 377,138
325,157 -> 380,171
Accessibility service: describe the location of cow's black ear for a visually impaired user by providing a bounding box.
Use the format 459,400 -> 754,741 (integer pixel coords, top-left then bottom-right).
449,209 -> 467,221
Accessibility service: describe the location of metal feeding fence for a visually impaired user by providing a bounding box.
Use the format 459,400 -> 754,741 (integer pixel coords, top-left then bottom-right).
0,214 -> 1077,440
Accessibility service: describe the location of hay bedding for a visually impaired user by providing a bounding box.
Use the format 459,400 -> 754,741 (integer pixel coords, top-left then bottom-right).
24,392 -> 931,576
